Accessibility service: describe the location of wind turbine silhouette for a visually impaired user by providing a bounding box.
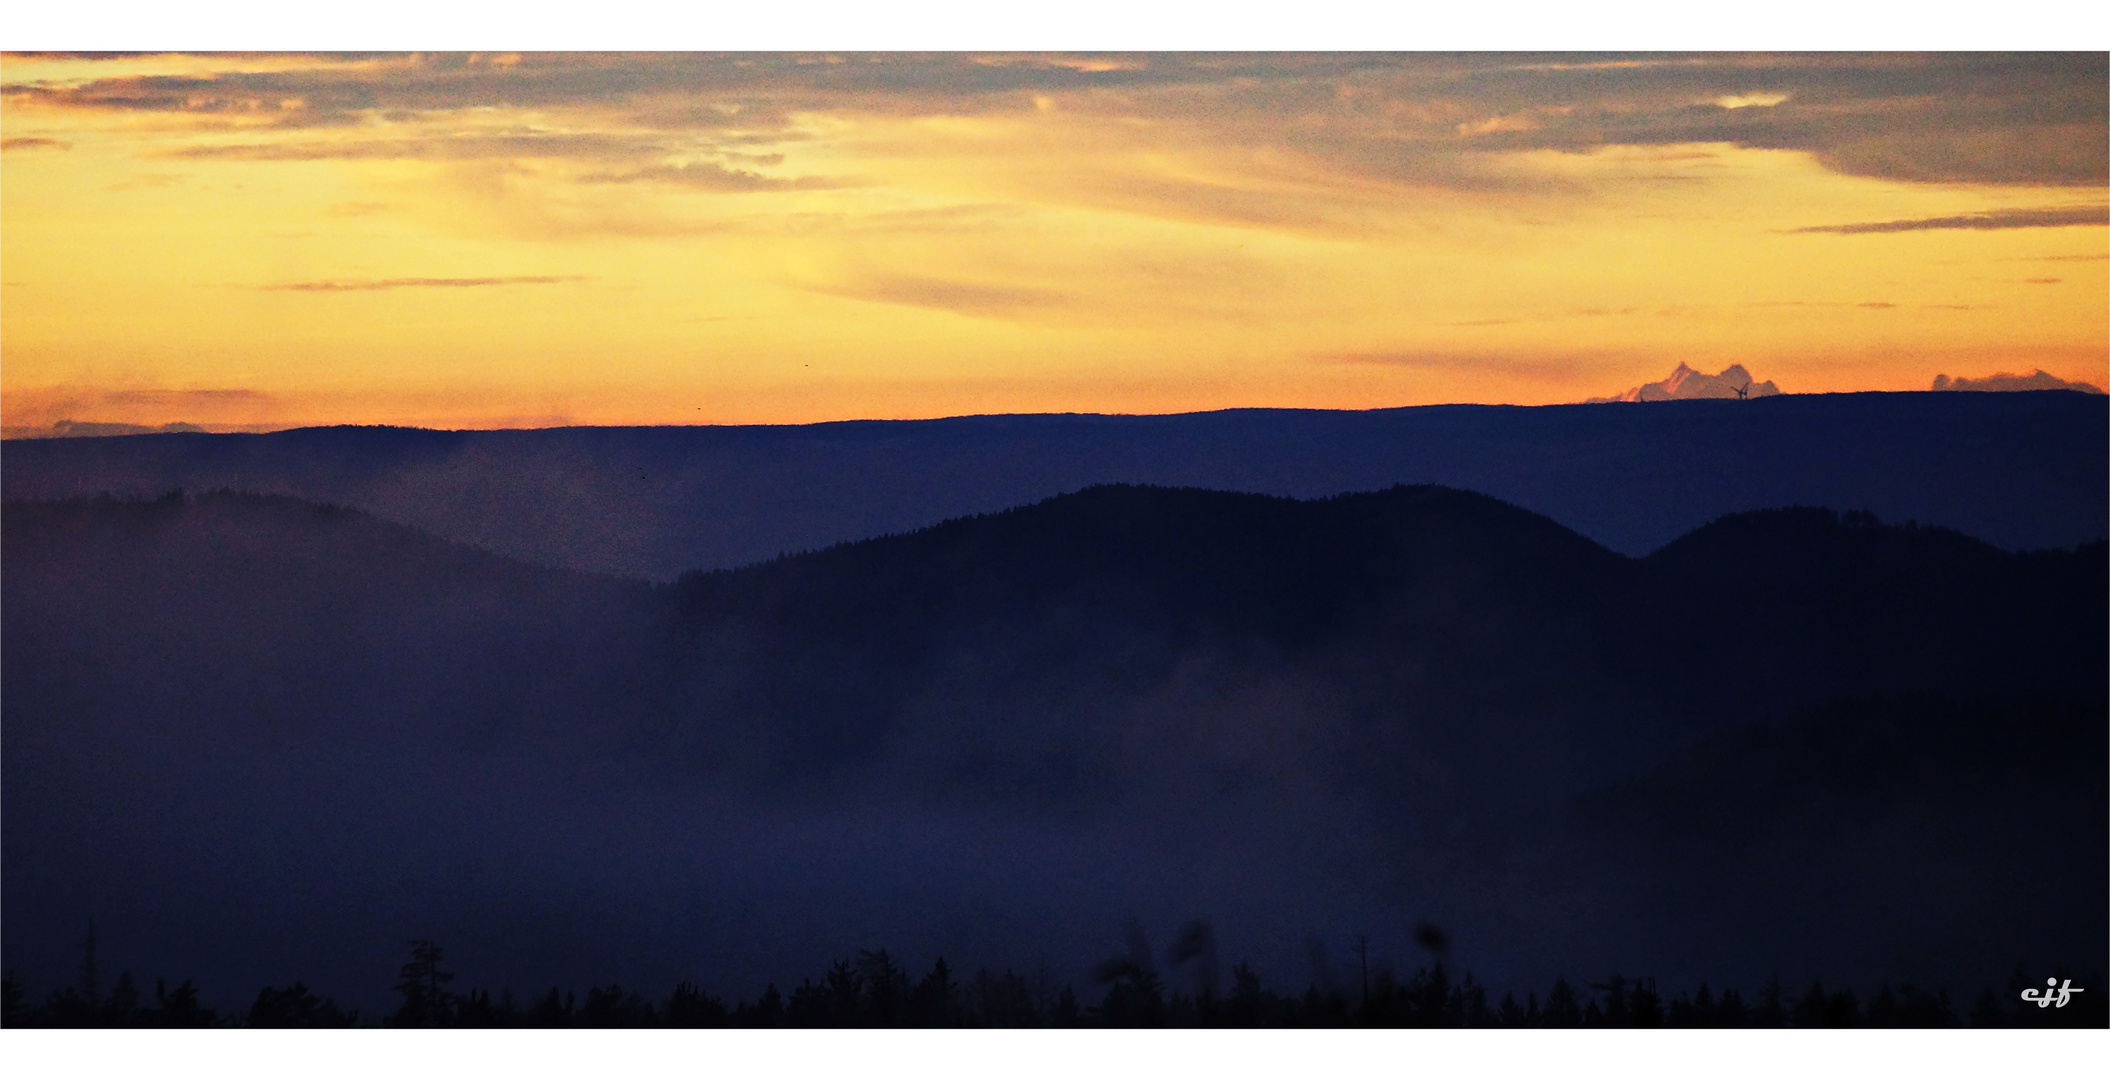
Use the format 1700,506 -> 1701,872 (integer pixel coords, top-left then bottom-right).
1732,382 -> 1750,399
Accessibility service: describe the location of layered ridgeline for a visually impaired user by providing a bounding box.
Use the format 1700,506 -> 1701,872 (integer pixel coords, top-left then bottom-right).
4,391 -> 2104,580
3,486 -> 2102,1015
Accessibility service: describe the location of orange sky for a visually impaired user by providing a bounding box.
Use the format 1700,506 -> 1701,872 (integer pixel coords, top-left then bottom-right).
2,52 -> 2104,434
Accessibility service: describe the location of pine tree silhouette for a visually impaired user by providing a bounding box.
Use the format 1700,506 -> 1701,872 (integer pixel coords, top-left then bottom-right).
150,978 -> 218,1027
664,982 -> 730,1027
856,949 -> 910,1025
249,981 -> 357,1027
579,984 -> 657,1027
390,940 -> 456,1028
736,984 -> 785,1027
1542,979 -> 1583,1027
529,987 -> 576,1027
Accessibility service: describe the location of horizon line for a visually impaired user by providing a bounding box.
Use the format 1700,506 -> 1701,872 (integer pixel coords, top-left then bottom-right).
11,387 -> 2109,441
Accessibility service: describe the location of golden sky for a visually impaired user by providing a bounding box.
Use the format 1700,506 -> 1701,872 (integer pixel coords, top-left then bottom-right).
2,52 -> 2105,433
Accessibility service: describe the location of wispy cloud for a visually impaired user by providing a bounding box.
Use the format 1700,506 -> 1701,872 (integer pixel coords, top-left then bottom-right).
1434,307 -> 1638,327
576,161 -> 859,192
809,273 -> 1073,318
168,133 -> 673,162
0,386 -> 282,435
1,136 -> 70,150
259,276 -> 589,292
1711,92 -> 1790,109
776,203 -> 1032,236
99,388 -> 270,407
1788,206 -> 2110,235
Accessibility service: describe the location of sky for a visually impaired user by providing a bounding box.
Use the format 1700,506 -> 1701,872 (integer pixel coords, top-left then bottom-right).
2,51 -> 2106,433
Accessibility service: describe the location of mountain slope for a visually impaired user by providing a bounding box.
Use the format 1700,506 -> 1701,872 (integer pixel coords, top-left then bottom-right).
3,484 -> 2101,1009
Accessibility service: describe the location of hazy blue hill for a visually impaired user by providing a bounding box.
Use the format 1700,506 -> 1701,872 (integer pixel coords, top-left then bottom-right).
3,490 -> 658,755
4,391 -> 2102,580
2,483 -> 2101,1012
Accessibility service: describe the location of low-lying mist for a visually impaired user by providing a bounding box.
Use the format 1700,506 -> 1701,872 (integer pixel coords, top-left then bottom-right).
5,486 -> 2102,1013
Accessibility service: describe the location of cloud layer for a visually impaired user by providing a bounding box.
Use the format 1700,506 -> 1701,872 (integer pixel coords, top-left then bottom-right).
7,53 -> 2105,188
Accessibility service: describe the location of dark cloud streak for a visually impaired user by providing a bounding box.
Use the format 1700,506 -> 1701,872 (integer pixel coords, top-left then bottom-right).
100,388 -> 269,405
1788,206 -> 2109,235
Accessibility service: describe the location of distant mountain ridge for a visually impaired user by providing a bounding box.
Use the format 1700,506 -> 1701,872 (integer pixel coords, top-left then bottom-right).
1587,362 -> 1783,402
3,391 -> 2102,580
5,483 -> 2101,1008
1932,369 -> 2105,394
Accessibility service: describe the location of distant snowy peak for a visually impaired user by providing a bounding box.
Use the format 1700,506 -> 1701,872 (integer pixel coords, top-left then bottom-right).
1932,370 -> 2105,394
1589,363 -> 1783,403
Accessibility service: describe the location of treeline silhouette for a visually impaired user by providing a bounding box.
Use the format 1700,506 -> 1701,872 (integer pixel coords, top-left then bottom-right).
6,938 -> 2102,1028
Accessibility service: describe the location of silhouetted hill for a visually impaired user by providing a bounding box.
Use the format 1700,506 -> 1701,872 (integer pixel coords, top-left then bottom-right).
1639,508 -> 2106,713
654,484 -> 1651,806
648,489 -> 2101,806
4,391 -> 2102,579
4,483 -> 2101,1013
681,483 -> 1623,645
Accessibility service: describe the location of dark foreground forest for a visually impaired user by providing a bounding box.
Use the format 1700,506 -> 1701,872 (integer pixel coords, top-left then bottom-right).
7,937 -> 2104,1028
4,483 -> 2104,1018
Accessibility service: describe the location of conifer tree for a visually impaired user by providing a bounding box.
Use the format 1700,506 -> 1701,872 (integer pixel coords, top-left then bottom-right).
390,940 -> 456,1027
